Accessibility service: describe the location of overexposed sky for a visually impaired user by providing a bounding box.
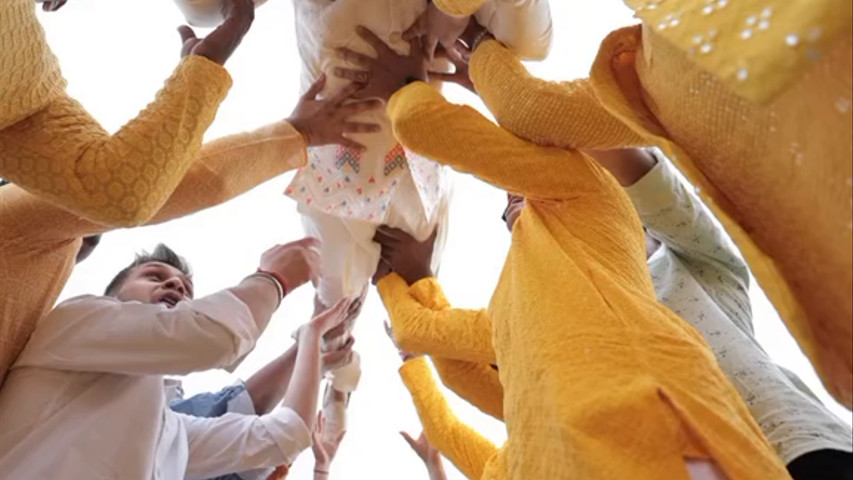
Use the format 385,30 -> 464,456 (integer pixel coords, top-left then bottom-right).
40,1 -> 850,479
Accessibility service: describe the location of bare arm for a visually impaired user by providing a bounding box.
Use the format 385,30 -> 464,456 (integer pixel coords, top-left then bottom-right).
244,345 -> 298,415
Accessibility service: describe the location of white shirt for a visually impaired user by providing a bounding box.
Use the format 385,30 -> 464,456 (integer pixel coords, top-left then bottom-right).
627,157 -> 853,463
0,292 -> 311,480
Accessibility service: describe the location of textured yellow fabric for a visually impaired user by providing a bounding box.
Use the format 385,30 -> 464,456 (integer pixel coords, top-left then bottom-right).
377,274 -> 495,364
400,357 -> 499,480
0,0 -> 232,227
0,121 -> 307,385
377,274 -> 503,420
623,0 -> 852,103
470,32 -> 853,408
433,0 -> 484,18
388,81 -> 791,480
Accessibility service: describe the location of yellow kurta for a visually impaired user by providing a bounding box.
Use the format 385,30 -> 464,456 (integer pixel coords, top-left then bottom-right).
378,274 -> 503,420
0,122 -> 307,385
466,17 -> 853,407
0,0 -> 232,226
387,81 -> 790,479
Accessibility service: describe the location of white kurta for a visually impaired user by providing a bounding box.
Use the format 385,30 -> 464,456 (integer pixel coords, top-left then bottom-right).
0,293 -> 311,480
628,156 -> 853,464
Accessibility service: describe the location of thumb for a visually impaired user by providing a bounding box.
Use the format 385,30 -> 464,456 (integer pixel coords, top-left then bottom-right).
178,25 -> 197,44
303,73 -> 327,101
400,431 -> 418,449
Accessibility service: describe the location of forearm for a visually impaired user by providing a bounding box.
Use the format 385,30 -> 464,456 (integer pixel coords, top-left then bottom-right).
245,344 -> 298,415
387,82 -> 598,198
378,275 -> 496,364
584,148 -> 657,187
281,326 -> 323,429
469,40 -> 644,150
0,56 -> 231,227
432,358 -> 503,420
148,120 -> 307,225
228,276 -> 281,334
426,457 -> 448,480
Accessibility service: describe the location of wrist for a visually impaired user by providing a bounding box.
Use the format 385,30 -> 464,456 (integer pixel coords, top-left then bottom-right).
402,267 -> 434,286
245,273 -> 284,307
257,268 -> 289,297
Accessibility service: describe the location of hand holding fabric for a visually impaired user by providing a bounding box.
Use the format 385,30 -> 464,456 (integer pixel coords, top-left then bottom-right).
372,226 -> 437,285
178,0 -> 255,66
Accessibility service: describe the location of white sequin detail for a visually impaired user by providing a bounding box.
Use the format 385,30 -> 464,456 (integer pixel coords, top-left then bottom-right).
786,34 -> 800,47
835,97 -> 852,114
737,68 -> 749,81
741,29 -> 754,39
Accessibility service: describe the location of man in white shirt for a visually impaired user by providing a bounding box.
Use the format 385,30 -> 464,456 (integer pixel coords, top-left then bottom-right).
0,241 -> 354,480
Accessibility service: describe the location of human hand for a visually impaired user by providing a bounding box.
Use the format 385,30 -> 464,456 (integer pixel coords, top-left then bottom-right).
384,321 -> 417,362
311,411 -> 347,471
372,226 -> 437,285
321,336 -> 355,373
401,431 -> 442,468
308,298 -> 352,338
288,75 -> 382,150
429,43 -> 475,93
259,238 -> 321,294
333,26 -> 428,101
178,0 -> 254,66
40,0 -> 68,12
403,3 -> 470,61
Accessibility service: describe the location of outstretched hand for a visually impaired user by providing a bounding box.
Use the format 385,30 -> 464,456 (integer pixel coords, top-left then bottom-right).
178,0 -> 255,66
259,237 -> 322,294
403,3 -> 470,62
288,75 -> 382,150
372,226 -> 437,285
401,431 -> 442,467
429,43 -> 475,93
312,411 -> 347,471
334,26 -> 428,101
41,0 -> 68,12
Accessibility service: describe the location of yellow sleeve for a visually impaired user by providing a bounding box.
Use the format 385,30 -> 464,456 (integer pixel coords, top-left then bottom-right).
469,40 -> 645,150
0,121 -> 307,243
433,0 -> 485,17
400,357 -> 498,480
387,81 -> 607,198
432,357 -> 504,421
0,55 -> 231,227
377,274 -> 496,364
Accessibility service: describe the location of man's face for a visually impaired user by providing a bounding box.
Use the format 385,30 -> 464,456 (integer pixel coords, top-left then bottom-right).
114,262 -> 194,308
502,194 -> 525,232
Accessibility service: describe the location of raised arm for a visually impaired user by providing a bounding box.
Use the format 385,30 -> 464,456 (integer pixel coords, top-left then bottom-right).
619,153 -> 753,330
432,358 -> 504,421
0,56 -> 231,227
13,291 -> 264,376
400,357 -> 499,480
387,81 -> 606,198
180,407 -> 311,480
468,39 -> 645,150
377,273 -> 496,364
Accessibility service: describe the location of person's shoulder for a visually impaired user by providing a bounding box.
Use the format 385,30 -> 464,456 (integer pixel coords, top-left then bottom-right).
39,295 -> 122,325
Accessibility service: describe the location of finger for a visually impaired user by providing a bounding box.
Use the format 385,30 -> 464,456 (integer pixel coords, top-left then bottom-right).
445,44 -> 465,64
333,67 -> 370,84
402,16 -> 426,40
400,431 -> 418,450
178,25 -> 198,44
295,236 -> 322,249
424,35 -> 439,62
328,82 -> 365,106
427,71 -> 462,84
377,225 -> 410,240
336,48 -> 375,68
336,429 -> 347,443
340,99 -> 383,116
339,137 -> 368,152
302,73 -> 327,100
372,227 -> 400,246
356,25 -> 394,57
342,122 -> 381,134
427,226 -> 439,244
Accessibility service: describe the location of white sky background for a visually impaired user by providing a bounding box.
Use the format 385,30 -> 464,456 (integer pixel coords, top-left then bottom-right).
41,1 -> 850,479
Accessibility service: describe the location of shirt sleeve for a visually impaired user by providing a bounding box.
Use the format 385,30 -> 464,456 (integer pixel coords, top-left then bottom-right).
377,274 -> 496,364
180,407 -> 311,480
624,155 -> 753,333
14,292 -> 259,376
473,0 -> 553,60
387,81 -> 610,199
0,55 -> 231,227
432,357 -> 504,421
399,358 -> 499,480
468,40 -> 645,150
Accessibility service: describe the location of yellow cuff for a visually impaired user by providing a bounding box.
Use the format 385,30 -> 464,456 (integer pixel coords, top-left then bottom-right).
433,0 -> 484,17
409,277 -> 451,310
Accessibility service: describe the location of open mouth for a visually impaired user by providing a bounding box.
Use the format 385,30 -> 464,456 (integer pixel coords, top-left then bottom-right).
159,291 -> 184,309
